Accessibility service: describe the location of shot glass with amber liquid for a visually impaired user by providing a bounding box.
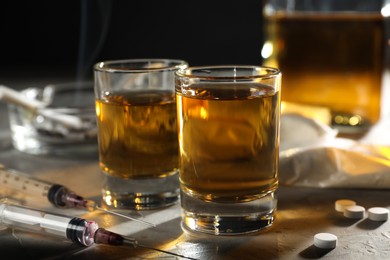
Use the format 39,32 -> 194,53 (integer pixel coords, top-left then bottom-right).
176,65 -> 281,235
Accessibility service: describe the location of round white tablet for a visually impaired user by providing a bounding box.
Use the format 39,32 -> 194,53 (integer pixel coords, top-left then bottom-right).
314,233 -> 337,249
335,199 -> 356,212
343,205 -> 365,219
367,207 -> 389,221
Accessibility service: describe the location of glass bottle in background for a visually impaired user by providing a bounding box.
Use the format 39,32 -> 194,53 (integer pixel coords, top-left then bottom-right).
262,0 -> 388,137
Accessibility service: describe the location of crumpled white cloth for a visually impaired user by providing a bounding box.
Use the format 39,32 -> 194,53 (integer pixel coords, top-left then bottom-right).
279,114 -> 390,189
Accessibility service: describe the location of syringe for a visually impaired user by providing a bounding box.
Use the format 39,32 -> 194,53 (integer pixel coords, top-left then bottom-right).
0,201 -> 195,259
0,165 -> 154,227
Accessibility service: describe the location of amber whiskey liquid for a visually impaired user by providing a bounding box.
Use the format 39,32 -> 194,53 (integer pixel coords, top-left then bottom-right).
177,84 -> 280,202
263,13 -> 385,132
96,90 -> 178,179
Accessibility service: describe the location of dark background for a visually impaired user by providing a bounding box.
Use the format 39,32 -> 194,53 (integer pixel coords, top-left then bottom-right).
0,0 -> 265,82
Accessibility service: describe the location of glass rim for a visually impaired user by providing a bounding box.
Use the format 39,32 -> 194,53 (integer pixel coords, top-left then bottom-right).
175,65 -> 281,81
94,58 -> 188,73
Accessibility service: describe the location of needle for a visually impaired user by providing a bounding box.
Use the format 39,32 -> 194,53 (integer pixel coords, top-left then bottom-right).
122,237 -> 198,260
96,206 -> 156,227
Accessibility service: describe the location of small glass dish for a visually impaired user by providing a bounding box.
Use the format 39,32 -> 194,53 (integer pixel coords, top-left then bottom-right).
7,82 -> 98,156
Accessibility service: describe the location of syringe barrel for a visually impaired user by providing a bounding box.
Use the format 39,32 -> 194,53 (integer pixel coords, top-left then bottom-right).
0,203 -> 98,246
0,166 -> 53,204
0,166 -> 92,210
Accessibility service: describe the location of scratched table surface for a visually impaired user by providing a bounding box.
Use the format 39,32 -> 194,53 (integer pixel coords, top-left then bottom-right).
1,77 -> 390,260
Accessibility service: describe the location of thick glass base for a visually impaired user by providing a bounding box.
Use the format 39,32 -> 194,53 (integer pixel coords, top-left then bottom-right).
102,172 -> 179,210
181,189 -> 277,235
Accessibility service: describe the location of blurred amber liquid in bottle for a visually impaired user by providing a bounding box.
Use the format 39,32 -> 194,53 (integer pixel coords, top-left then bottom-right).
262,1 -> 387,135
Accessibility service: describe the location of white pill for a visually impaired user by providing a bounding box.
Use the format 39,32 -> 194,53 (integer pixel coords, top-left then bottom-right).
343,205 -> 365,219
314,233 -> 337,249
367,207 -> 389,221
335,199 -> 356,212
